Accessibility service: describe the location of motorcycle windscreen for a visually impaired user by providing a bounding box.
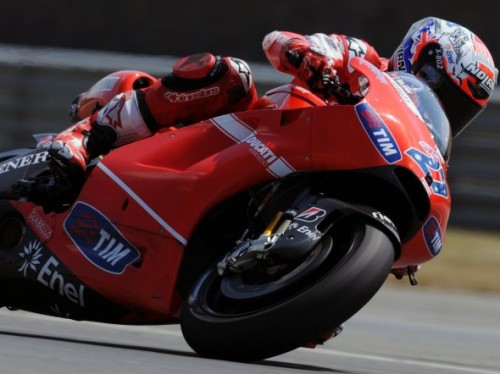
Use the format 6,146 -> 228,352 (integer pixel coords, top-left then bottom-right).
387,72 -> 451,159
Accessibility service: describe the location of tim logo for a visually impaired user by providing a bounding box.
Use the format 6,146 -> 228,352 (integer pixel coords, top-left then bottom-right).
355,102 -> 402,164
295,207 -> 327,222
64,202 -> 141,274
423,216 -> 443,256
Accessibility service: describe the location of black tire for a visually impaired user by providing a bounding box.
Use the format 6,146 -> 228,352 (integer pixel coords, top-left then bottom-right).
180,216 -> 395,362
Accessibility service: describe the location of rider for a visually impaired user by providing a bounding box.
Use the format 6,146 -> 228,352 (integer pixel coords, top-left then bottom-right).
50,17 -> 496,181
262,16 -> 497,138
49,53 -> 259,180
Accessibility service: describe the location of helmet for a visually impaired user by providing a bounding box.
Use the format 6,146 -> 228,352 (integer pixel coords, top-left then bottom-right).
69,70 -> 155,123
389,17 -> 497,137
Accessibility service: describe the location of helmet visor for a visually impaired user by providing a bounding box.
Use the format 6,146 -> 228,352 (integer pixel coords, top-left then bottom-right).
416,64 -> 484,137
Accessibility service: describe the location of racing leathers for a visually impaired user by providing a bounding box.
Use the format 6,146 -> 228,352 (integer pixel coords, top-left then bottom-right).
49,53 -> 258,178
50,32 -> 384,181
262,30 -> 388,96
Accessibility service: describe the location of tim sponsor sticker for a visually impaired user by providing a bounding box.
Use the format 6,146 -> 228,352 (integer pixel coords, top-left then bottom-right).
64,202 -> 140,274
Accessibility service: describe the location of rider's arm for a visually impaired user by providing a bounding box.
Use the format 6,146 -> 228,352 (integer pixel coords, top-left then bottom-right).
262,30 -> 386,85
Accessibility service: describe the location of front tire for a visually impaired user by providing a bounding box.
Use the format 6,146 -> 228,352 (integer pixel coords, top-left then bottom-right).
181,216 -> 395,362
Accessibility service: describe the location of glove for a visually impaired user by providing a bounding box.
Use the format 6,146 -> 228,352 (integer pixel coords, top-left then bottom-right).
49,132 -> 89,176
282,41 -> 337,90
48,116 -> 116,176
47,120 -> 95,192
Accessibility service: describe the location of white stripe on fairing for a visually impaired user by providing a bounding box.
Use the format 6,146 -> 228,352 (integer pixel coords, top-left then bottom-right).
96,162 -> 187,246
211,114 -> 296,177
211,114 -> 255,142
268,157 -> 295,178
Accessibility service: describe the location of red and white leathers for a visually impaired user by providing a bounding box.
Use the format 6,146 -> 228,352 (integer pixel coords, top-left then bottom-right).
50,53 -> 258,175
262,31 -> 388,96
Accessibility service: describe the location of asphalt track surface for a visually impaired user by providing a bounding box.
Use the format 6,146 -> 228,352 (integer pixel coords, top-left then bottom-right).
1,285 -> 499,374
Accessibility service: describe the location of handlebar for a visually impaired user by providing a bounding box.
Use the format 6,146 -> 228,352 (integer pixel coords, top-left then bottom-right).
321,77 -> 362,104
285,49 -> 361,104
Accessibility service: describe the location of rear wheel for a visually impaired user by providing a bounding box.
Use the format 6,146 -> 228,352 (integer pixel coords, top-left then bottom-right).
180,215 -> 395,362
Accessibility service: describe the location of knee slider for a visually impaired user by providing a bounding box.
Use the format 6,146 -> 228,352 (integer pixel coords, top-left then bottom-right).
173,53 -> 218,80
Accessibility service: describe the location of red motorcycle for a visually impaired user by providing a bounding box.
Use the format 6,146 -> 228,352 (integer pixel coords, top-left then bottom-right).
0,57 -> 451,361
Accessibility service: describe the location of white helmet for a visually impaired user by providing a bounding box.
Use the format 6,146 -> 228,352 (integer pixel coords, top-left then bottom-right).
389,17 -> 497,137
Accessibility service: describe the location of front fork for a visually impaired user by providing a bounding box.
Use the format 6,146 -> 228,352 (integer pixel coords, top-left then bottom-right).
218,194 -> 401,275
217,209 -> 296,275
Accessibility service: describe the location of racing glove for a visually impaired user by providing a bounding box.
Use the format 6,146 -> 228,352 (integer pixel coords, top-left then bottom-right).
48,115 -> 116,181
281,40 -> 337,90
49,120 -> 93,180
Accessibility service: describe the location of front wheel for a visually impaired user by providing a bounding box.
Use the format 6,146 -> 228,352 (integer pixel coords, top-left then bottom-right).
180,216 -> 395,362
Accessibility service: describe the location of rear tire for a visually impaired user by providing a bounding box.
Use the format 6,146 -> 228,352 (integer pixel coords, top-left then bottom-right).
181,216 -> 395,362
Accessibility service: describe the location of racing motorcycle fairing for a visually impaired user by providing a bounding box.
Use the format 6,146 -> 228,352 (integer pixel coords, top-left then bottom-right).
0,57 -> 451,326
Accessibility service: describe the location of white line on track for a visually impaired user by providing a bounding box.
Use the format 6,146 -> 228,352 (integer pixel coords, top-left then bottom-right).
304,347 -> 499,374
98,326 -> 498,374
